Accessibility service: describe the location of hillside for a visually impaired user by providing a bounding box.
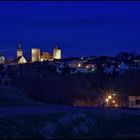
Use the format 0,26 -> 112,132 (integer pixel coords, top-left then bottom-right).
0,63 -> 140,139
0,85 -> 39,106
3,62 -> 140,106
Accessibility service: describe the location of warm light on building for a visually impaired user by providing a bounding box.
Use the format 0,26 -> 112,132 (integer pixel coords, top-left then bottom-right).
115,104 -> 118,107
32,48 -> 40,62
40,58 -> 43,62
53,46 -> 61,59
41,52 -> 53,61
78,63 -> 81,67
112,100 -> 115,103
18,56 -> 27,64
17,43 -> 23,58
105,98 -> 109,103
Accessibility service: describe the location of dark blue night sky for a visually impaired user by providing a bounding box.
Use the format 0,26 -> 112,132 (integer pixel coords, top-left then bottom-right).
0,1 -> 140,58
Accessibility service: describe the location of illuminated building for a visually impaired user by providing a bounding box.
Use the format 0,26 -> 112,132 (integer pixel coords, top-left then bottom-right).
128,96 -> 140,108
32,48 -> 40,62
18,56 -> 27,64
17,42 -> 23,58
11,56 -> 27,65
0,53 -> 5,64
41,52 -> 53,61
53,46 -> 61,59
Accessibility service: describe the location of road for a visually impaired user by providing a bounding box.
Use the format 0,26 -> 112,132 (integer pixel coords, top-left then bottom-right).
0,104 -> 140,116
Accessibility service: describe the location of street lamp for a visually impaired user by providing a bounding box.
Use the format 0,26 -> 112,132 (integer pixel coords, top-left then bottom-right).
108,95 -> 112,99
105,98 -> 109,105
78,63 -> 81,67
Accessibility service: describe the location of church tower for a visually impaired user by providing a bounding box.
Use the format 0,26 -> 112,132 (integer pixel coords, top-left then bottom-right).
53,46 -> 61,59
17,42 -> 23,58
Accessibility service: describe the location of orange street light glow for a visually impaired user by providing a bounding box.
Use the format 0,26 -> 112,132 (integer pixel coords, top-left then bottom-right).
112,100 -> 115,103
108,95 -> 112,99
78,63 -> 81,67
105,98 -> 109,103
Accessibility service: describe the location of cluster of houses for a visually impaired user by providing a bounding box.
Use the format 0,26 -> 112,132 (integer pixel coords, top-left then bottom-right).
1,51 -> 140,77
54,53 -> 140,75
0,43 -> 140,75
53,53 -> 140,108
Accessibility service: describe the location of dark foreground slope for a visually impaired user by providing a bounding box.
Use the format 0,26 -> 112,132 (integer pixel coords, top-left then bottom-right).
0,85 -> 39,106
0,106 -> 140,139
6,62 -> 140,105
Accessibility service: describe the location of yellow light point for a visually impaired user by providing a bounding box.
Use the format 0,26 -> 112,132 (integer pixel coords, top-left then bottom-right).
115,104 -> 118,107
112,100 -> 115,103
78,63 -> 81,67
108,95 -> 112,99
105,98 -> 109,103
41,58 -> 43,62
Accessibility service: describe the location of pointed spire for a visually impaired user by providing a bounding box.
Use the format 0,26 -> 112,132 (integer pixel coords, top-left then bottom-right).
17,40 -> 22,50
17,40 -> 23,58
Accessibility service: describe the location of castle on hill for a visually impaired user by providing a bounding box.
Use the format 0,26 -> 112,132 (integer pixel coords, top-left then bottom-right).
0,42 -> 61,65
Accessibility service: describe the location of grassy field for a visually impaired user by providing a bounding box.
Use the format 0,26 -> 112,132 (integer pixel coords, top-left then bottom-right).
0,109 -> 140,139
0,85 -> 140,139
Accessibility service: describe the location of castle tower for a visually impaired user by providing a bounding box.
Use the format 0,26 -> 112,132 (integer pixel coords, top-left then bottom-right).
53,46 -> 61,59
31,48 -> 40,62
17,42 -> 23,58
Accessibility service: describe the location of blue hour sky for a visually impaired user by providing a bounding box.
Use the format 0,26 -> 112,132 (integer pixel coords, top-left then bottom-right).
0,1 -> 140,58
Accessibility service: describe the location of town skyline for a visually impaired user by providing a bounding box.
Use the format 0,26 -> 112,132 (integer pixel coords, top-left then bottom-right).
0,40 -> 139,60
